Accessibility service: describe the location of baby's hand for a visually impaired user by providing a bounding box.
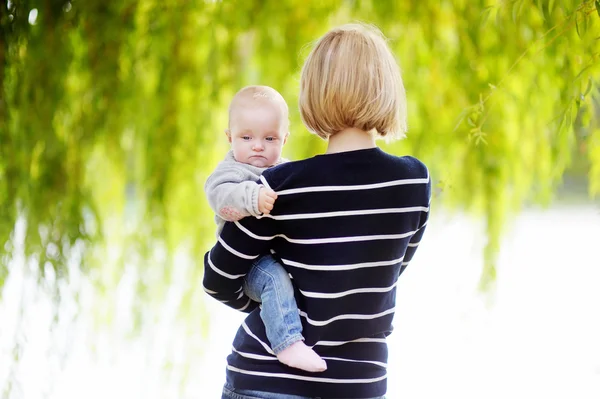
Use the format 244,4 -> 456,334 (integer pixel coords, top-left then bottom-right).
258,187 -> 278,215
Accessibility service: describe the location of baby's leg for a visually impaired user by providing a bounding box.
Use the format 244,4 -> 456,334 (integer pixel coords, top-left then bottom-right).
244,255 -> 326,373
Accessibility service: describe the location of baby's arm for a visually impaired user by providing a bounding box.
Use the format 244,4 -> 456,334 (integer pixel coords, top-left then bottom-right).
205,166 -> 262,221
205,165 -> 278,221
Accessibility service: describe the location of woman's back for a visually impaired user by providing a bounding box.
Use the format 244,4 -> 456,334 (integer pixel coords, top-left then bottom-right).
207,21 -> 430,399
208,148 -> 430,398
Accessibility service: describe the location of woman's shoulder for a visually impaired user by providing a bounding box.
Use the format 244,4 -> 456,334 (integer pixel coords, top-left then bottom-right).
382,153 -> 429,178
262,149 -> 429,191
261,157 -> 313,190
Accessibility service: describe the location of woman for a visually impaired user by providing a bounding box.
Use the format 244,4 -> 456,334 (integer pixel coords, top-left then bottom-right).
203,23 -> 431,399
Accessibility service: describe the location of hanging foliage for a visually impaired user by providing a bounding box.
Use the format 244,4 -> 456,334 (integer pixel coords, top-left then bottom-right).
1,0 -> 599,339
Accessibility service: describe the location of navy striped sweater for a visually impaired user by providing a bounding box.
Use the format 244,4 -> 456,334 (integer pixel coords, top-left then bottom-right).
203,147 -> 431,398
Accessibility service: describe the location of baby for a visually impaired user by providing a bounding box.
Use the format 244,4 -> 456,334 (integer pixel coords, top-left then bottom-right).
204,85 -> 327,373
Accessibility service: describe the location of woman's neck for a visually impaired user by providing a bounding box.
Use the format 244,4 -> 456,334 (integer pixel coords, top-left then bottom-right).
325,127 -> 377,154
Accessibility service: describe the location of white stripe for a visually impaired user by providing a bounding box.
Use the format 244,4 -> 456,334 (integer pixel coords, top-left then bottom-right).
407,242 -> 419,247
235,221 -> 416,244
281,257 -> 404,271
207,255 -> 245,279
232,347 -> 277,361
401,262 -> 409,266
313,338 -> 387,347
262,206 -> 429,221
237,298 -> 252,311
300,281 -> 398,299
218,236 -> 259,260
236,291 -> 244,299
299,307 -> 396,327
234,221 -> 274,241
295,232 -> 413,245
277,177 -> 429,196
241,322 -> 275,355
259,175 -> 272,190
227,366 -> 387,384
321,356 -> 388,369
203,287 -> 218,294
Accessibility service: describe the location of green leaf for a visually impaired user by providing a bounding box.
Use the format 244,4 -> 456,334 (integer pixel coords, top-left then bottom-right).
548,0 -> 555,16
475,132 -> 488,146
512,0 -> 521,23
583,77 -> 593,96
481,6 -> 493,27
596,0 -> 600,18
565,106 -> 573,128
536,0 -> 543,14
574,62 -> 595,82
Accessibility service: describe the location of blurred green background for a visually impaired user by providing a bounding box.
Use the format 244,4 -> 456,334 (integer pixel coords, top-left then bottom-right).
1,0 -> 600,397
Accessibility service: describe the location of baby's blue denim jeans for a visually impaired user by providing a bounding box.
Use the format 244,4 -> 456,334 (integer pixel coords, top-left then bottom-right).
243,255 -> 303,354
231,256 -> 386,399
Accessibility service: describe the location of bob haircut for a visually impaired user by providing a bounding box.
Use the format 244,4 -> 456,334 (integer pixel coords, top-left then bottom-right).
299,23 -> 407,141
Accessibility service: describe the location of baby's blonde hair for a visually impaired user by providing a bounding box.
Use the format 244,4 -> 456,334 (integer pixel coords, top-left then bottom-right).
228,85 -> 289,131
299,23 -> 407,141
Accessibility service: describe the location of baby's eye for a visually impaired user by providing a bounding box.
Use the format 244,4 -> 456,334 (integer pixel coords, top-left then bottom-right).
265,137 -> 275,142
242,136 -> 251,141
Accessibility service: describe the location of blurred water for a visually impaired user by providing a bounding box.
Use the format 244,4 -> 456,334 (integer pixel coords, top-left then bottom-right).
1,206 -> 600,399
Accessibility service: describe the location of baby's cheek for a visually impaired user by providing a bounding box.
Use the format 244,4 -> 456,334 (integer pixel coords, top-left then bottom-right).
219,206 -> 244,221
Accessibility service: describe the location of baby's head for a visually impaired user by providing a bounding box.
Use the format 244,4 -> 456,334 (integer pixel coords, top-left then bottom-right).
226,85 -> 289,168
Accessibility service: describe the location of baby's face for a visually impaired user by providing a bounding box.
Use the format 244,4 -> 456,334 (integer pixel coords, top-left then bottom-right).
228,103 -> 287,168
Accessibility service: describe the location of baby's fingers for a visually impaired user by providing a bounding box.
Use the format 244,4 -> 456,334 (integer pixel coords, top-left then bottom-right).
265,189 -> 278,200
260,202 -> 274,214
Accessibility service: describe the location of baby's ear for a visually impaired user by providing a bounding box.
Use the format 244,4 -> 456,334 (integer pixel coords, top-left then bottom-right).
225,129 -> 232,143
283,132 -> 290,145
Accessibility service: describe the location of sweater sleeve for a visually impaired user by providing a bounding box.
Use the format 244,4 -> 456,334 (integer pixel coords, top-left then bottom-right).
399,165 -> 432,276
202,172 -> 279,312
204,163 -> 262,221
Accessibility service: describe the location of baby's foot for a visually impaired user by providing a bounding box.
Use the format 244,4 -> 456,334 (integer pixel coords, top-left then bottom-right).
276,341 -> 327,372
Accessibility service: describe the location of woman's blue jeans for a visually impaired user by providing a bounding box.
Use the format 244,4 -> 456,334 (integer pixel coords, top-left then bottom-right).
243,255 -> 303,354
222,383 -> 312,399
222,383 -> 386,399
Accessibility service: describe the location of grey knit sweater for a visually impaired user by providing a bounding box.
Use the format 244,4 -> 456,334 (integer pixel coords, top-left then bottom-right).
204,151 -> 287,234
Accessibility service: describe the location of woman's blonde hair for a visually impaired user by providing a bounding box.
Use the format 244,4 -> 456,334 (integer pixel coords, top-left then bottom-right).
299,23 -> 407,141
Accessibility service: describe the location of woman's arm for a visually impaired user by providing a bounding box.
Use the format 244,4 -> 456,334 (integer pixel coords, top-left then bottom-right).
399,171 -> 432,276
202,175 -> 278,312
